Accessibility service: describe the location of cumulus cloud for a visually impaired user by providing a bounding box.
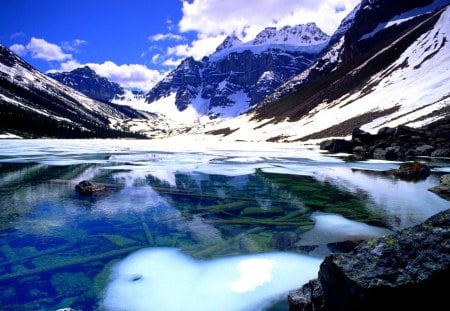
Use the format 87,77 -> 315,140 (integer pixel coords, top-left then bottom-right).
149,33 -> 185,42
166,35 -> 226,60
26,37 -> 72,61
179,0 -> 360,37
159,0 -> 360,61
51,60 -> 165,91
9,44 -> 26,56
162,57 -> 184,67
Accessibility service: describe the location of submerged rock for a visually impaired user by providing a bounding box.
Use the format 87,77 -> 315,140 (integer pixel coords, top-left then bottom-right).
75,180 -> 105,195
288,209 -> 450,311
391,162 -> 430,180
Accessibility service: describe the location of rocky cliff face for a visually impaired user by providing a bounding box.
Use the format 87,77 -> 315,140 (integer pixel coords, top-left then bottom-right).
262,0 -> 447,105
289,208 -> 450,311
145,23 -> 329,118
48,66 -> 124,102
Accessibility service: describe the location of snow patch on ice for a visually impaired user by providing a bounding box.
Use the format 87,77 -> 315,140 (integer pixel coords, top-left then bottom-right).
101,248 -> 322,311
297,213 -> 392,246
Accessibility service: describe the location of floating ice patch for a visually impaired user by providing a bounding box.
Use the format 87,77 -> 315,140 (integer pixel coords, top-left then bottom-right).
224,156 -> 266,163
297,213 -> 392,246
101,248 -> 322,311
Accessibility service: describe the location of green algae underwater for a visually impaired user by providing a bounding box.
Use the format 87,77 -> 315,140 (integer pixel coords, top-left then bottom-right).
0,141 -> 448,310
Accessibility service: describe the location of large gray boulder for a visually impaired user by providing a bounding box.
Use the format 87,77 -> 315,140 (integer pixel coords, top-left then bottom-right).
289,209 -> 450,311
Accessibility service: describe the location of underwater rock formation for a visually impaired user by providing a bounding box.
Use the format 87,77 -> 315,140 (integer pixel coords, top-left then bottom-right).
75,180 -> 105,195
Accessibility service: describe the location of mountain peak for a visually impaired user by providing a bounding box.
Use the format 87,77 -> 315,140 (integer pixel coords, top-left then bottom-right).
252,23 -> 329,46
70,66 -> 98,78
215,34 -> 243,53
48,66 -> 124,102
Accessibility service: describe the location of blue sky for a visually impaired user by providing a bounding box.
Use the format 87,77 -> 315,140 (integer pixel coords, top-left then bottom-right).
0,0 -> 360,90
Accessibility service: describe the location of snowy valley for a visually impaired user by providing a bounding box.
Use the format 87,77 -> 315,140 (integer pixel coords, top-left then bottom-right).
1,0 -> 449,142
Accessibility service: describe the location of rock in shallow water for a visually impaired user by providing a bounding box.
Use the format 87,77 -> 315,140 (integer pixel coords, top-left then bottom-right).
391,162 -> 430,180
289,209 -> 450,311
75,180 -> 105,195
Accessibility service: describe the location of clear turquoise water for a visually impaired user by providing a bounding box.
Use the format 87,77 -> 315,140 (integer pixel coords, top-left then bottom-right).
0,140 -> 448,311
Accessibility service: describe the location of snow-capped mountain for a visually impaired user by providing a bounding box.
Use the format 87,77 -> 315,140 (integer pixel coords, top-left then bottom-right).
196,0 -> 450,142
0,44 -> 145,138
145,23 -> 329,119
48,66 -> 124,102
263,0 -> 450,104
2,0 -> 449,141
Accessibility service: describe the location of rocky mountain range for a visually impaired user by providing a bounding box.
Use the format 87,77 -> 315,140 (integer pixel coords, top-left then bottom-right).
1,0 -> 449,139
48,66 -> 124,102
0,44 -> 145,138
145,23 -> 330,118
201,0 -> 450,142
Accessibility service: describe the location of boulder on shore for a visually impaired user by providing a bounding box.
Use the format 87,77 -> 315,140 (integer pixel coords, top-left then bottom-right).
328,117 -> 450,161
428,174 -> 450,201
319,139 -> 353,154
289,209 -> 450,311
75,180 -> 105,195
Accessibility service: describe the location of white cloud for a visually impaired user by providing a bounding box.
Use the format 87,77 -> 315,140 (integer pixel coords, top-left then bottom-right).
9,44 -> 26,56
51,60 -> 165,91
155,0 -> 360,62
61,39 -> 88,52
162,57 -> 184,67
166,35 -> 226,60
149,33 -> 185,42
26,37 -> 72,61
179,0 -> 360,37
151,54 -> 161,64
10,32 -> 25,40
166,17 -> 174,31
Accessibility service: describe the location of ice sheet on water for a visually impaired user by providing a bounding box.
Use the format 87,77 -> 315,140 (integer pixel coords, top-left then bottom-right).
102,248 -> 322,311
297,213 -> 392,246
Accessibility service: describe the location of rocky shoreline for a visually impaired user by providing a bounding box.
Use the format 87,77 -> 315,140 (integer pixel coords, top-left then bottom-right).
288,208 -> 450,311
320,117 -> 450,161
289,119 -> 450,310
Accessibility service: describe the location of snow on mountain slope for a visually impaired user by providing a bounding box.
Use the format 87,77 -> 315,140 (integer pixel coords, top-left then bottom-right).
262,0 -> 450,107
0,44 -> 143,138
194,6 -> 450,143
211,23 -> 329,60
144,23 -> 329,124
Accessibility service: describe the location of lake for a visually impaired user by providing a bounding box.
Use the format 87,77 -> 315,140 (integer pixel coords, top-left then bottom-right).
0,139 -> 448,311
